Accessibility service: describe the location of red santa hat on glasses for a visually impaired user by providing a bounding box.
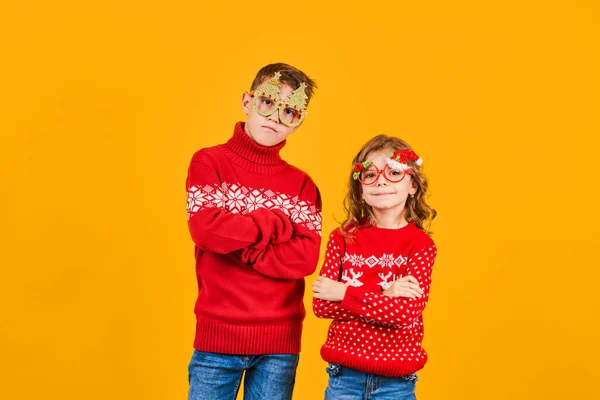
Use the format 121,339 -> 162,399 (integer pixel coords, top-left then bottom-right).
386,149 -> 423,172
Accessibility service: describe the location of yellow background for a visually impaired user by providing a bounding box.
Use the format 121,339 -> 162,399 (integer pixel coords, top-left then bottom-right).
1,1 -> 599,399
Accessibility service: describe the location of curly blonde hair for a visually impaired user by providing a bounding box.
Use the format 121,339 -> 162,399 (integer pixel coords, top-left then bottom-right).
341,135 -> 437,238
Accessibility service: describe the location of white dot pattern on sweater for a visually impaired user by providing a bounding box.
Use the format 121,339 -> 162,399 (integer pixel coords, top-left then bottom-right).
313,228 -> 436,368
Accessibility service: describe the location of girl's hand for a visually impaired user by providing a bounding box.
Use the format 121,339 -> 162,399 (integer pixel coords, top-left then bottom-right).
383,275 -> 423,299
312,276 -> 347,302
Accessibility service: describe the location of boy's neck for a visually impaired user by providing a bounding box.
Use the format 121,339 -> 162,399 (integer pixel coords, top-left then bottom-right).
222,122 -> 288,175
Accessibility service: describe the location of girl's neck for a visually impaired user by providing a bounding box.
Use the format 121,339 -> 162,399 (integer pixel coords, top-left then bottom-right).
371,208 -> 408,229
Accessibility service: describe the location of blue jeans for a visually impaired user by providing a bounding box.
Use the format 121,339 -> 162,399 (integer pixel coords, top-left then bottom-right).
188,350 -> 299,400
325,363 -> 418,400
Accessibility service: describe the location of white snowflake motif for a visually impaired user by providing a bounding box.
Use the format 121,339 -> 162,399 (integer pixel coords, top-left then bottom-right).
308,207 -> 323,232
226,185 -> 246,213
245,189 -> 267,213
347,254 -> 366,267
378,254 -> 396,268
185,182 -> 321,234
186,186 -> 206,219
312,219 -> 322,235
210,188 -> 227,209
290,200 -> 310,223
270,194 -> 292,217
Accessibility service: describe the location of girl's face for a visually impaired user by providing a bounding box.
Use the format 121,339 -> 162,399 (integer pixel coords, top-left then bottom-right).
361,150 -> 417,216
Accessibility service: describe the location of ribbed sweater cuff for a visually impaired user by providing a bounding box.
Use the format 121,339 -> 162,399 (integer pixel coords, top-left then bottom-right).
321,346 -> 426,377
340,286 -> 367,316
194,318 -> 302,355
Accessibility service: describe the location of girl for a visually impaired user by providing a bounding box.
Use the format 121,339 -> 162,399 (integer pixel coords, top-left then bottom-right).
312,135 -> 437,399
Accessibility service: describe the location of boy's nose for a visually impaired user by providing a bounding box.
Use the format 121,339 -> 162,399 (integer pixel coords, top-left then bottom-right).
267,110 -> 279,123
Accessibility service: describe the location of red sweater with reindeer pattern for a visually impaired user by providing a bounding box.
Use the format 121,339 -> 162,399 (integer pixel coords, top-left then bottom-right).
313,223 -> 436,377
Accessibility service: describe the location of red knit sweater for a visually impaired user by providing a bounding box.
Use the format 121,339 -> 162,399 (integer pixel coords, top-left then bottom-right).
186,122 -> 322,354
313,223 -> 436,377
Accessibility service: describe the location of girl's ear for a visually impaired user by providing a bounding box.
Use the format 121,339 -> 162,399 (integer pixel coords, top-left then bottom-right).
409,180 -> 418,196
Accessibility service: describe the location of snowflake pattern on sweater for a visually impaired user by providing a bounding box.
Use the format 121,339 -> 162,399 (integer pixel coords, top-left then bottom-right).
313,225 -> 437,377
186,183 -> 322,234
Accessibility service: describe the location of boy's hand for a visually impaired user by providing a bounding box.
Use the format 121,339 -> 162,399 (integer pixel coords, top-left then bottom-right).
382,276 -> 423,299
312,276 -> 347,302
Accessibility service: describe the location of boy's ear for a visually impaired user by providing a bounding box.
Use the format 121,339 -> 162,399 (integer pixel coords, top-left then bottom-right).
241,92 -> 252,113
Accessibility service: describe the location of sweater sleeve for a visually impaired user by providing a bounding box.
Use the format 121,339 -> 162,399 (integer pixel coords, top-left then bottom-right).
339,242 -> 437,327
186,156 -> 294,254
239,181 -> 322,280
312,230 -> 359,320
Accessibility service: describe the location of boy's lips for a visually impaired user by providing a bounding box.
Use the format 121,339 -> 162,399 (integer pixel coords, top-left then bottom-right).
262,125 -> 278,134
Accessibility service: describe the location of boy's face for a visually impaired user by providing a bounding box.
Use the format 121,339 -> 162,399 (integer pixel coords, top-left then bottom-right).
241,81 -> 302,147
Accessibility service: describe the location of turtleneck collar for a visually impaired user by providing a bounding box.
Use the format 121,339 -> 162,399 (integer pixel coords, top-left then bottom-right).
222,122 -> 288,175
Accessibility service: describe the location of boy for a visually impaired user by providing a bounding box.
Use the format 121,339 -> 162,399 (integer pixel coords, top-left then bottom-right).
185,63 -> 322,400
